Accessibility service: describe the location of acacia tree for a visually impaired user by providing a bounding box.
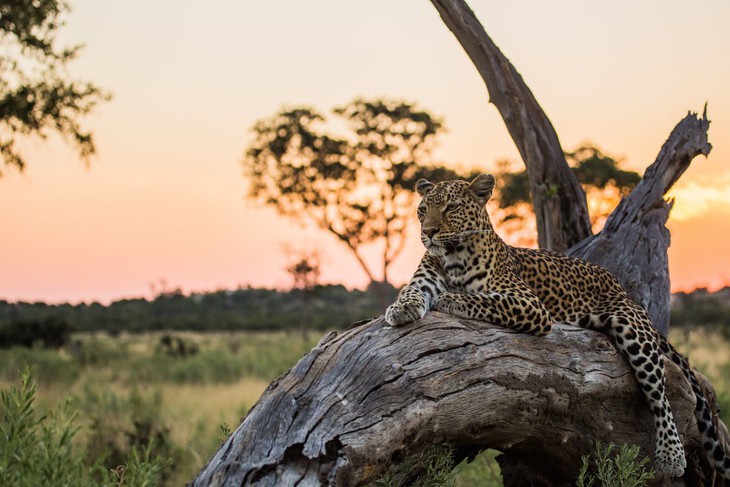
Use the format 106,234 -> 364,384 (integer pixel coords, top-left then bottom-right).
494,143 -> 641,245
0,0 -> 110,174
243,98 -> 473,285
285,249 -> 321,340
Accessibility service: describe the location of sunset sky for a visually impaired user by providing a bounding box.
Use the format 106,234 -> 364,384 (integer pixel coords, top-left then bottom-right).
2,0 -> 730,304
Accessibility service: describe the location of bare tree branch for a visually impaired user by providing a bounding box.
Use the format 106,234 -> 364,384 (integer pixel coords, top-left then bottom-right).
429,0 -> 592,251
568,110 -> 712,336
427,0 -> 712,336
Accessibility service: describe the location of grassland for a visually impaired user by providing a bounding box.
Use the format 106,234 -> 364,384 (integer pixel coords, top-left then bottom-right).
0,327 -> 728,485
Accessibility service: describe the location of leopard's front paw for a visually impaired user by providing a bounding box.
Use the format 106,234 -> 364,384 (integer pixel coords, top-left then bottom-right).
385,301 -> 425,327
433,292 -> 468,317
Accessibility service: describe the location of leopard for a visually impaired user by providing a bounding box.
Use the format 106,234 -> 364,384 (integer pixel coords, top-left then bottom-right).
385,173 -> 730,479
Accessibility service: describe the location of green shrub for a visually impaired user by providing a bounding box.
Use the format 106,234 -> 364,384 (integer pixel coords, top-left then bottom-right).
110,441 -> 164,487
577,442 -> 655,487
716,363 -> 730,425
0,347 -> 79,386
0,369 -> 166,487
0,317 -> 70,349
454,449 -> 503,487
72,335 -> 131,368
78,384 -> 179,483
372,445 -> 457,487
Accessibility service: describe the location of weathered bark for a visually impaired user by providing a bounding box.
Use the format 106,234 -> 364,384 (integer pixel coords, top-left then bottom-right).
429,0 -> 592,252
193,313 -> 727,486
568,110 -> 712,336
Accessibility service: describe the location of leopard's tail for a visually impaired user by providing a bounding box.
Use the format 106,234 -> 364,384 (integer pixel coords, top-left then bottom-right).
658,335 -> 730,477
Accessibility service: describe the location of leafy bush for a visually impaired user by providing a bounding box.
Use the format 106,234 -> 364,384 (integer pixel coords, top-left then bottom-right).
78,384 -> 178,483
0,369 -> 166,486
0,317 -> 70,348
156,334 -> 199,357
577,442 -> 655,487
0,284 -> 394,333
373,445 -> 457,487
0,347 -> 79,386
454,449 -> 503,487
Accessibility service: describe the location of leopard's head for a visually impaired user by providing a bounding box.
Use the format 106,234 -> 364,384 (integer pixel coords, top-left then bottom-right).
415,173 -> 495,256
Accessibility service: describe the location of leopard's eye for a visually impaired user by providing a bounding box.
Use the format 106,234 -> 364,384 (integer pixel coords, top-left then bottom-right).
417,205 -> 427,218
443,202 -> 458,214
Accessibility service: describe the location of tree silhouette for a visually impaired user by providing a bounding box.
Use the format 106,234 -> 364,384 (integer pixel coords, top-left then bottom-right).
243,98 -> 475,285
0,0 -> 110,175
493,143 -> 641,245
285,249 -> 321,339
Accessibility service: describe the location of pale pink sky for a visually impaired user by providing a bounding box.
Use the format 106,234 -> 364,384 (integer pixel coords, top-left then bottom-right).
1,0 -> 730,303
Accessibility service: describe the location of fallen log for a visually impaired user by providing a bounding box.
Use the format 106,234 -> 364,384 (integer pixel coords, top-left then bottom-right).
193,313 -> 725,486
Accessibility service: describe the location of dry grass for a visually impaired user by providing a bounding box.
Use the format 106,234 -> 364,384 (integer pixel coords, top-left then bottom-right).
670,327 -> 730,376
1,328 -> 728,485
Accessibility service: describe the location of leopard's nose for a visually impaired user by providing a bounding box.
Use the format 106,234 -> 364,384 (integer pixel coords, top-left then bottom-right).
423,227 -> 438,239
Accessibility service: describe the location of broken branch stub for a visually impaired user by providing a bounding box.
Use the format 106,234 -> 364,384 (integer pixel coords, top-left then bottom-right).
567,110 -> 712,336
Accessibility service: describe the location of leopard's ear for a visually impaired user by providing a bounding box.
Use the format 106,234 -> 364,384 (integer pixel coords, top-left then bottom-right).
415,179 -> 435,196
469,173 -> 495,206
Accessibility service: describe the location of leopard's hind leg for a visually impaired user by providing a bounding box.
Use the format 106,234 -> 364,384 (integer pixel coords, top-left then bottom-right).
576,307 -> 686,478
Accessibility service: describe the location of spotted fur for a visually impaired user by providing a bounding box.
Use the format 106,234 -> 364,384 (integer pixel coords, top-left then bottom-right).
385,173 -> 730,479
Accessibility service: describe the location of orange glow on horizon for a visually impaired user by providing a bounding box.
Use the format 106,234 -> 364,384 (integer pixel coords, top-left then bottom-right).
1,0 -> 729,304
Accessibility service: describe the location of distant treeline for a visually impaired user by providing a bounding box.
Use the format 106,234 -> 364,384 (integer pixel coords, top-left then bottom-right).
0,284 -> 398,335
671,287 -> 730,335
0,284 -> 728,338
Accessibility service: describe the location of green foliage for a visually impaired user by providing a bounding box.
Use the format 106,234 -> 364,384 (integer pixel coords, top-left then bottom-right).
576,442 -> 655,487
0,346 -> 79,386
0,284 -> 398,334
671,287 -> 730,338
0,316 -> 70,348
218,422 -> 232,442
79,384 -> 177,483
494,143 -> 640,222
495,143 -> 641,233
495,164 -> 531,210
454,450 -> 503,487
0,0 -> 110,173
243,98 -> 475,283
567,144 -> 640,194
156,334 -> 199,358
0,369 -> 166,487
0,369 -> 84,486
121,332 -> 318,384
372,445 -> 457,487
110,441 -> 165,487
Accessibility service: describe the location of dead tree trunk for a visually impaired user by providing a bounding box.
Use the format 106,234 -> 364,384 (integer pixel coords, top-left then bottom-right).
567,111 -> 711,336
193,2 -> 721,485
428,0 -> 711,336
193,313 -> 726,486
429,0 -> 593,253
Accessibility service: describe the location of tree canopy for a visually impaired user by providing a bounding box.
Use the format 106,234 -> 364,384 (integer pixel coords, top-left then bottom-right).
243,98 -> 476,284
494,143 -> 641,244
0,0 -> 110,174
